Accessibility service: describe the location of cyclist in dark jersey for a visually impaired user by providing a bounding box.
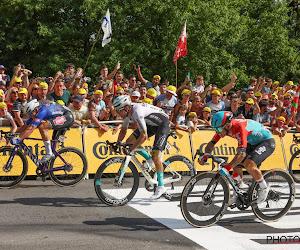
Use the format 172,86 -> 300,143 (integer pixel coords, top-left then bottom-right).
113,95 -> 170,199
10,99 -> 74,162
198,111 -> 275,204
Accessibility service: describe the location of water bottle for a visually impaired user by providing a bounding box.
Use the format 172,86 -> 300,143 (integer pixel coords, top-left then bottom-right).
219,167 -> 229,177
232,172 -> 242,185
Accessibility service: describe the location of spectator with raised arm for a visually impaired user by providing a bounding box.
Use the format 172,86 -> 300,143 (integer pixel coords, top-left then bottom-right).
11,88 -> 28,127
224,96 -> 240,117
194,75 -> 205,93
32,82 -> 54,103
127,74 -> 137,94
253,100 -> 272,126
198,107 -> 212,126
135,65 -> 161,95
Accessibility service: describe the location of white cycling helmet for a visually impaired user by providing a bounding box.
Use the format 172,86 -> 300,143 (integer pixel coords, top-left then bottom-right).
24,99 -> 39,115
113,95 -> 132,110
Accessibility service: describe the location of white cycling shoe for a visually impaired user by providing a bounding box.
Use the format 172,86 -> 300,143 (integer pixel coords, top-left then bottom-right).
257,184 -> 270,204
39,154 -> 55,163
150,186 -> 166,199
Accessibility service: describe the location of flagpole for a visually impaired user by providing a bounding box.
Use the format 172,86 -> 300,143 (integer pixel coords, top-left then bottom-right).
175,61 -> 178,88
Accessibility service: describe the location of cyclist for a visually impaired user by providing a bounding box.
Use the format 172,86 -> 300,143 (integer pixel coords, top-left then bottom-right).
10,99 -> 74,163
198,111 -> 275,204
113,95 -> 170,199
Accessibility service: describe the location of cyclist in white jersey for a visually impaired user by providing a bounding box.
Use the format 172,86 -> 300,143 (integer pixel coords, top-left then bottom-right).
113,95 -> 171,199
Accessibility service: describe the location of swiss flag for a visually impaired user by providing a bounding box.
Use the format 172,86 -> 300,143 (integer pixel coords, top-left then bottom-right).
173,20 -> 187,64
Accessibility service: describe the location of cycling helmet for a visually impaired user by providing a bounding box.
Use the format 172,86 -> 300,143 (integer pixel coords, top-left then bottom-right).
211,111 -> 233,132
24,99 -> 39,115
113,95 -> 131,110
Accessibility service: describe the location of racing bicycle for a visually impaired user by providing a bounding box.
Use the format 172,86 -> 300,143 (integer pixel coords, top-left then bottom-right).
0,129 -> 88,188
94,131 -> 195,206
180,153 -> 295,228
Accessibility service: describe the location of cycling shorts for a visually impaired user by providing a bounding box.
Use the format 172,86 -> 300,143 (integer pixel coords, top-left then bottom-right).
47,111 -> 74,130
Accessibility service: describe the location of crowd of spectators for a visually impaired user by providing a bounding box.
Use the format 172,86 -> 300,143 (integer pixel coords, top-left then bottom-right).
0,62 -> 299,137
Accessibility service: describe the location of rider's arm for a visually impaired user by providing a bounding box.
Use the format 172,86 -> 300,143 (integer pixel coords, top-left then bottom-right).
129,131 -> 147,151
117,127 -> 127,142
228,148 -> 246,168
19,125 -> 36,141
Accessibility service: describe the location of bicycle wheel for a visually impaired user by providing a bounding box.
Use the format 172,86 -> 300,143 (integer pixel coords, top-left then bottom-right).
289,149 -> 300,183
0,146 -> 28,188
251,169 -> 295,222
49,147 -> 88,187
162,155 -> 195,201
94,157 -> 139,206
180,171 -> 230,228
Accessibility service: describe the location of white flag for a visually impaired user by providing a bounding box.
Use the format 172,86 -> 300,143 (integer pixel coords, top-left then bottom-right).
101,9 -> 112,47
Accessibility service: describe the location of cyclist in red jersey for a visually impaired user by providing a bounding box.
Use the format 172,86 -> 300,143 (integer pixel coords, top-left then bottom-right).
199,111 -> 275,204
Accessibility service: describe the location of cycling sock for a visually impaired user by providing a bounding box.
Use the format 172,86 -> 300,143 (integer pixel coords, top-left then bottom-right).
256,177 -> 267,189
137,151 -> 151,160
44,140 -> 53,155
157,171 -> 164,187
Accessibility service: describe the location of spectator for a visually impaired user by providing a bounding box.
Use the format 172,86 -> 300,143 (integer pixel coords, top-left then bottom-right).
120,82 -> 130,95
128,74 -> 137,94
156,85 -> 178,117
249,78 -> 257,88
131,91 -> 141,103
115,86 -> 124,97
68,95 -> 89,126
98,61 -> 120,82
171,89 -> 192,124
139,83 -> 147,100
71,83 -> 81,97
190,87 -> 201,102
141,98 -> 153,105
110,70 -> 124,96
103,92 -> 117,119
175,104 -> 188,131
205,90 -> 225,114
11,88 -> 28,127
0,102 -> 17,132
50,79 -> 71,106
186,112 -> 198,133
33,82 -> 54,103
11,77 -> 23,90
246,88 -> 255,100
253,100 -> 272,126
27,80 -> 39,100
135,65 -> 161,95
159,82 -> 167,96
271,116 -> 291,137
88,90 -> 109,133
190,96 -> 204,118
63,63 -> 76,84
198,107 -> 211,126
194,75 -> 205,93
261,78 -> 273,94
283,92 -> 292,116
146,88 -> 157,103
268,94 -> 278,112
254,92 -> 262,103
0,65 -> 10,88
77,88 -> 89,104
237,98 -> 257,119
5,87 -> 19,112
224,96 -> 240,117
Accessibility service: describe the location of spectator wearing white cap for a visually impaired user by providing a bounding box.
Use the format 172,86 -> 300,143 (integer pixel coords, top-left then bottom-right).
131,91 -> 141,103
156,85 -> 178,117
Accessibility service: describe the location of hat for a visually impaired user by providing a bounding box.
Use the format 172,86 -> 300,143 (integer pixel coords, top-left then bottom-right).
211,90 -> 221,96
192,87 -> 200,93
284,93 -> 292,97
13,77 -> 22,83
83,83 -> 88,87
203,107 -> 211,113
147,88 -> 157,97
254,92 -> 262,97
141,98 -> 153,104
188,112 -> 197,117
287,81 -> 294,85
277,87 -> 282,91
66,63 -> 75,68
94,90 -> 103,95
0,89 -> 4,96
215,88 -> 223,94
73,94 -> 84,102
0,65 -> 6,70
278,116 -> 286,122
166,85 -> 177,96
153,75 -> 161,80
115,86 -> 124,92
262,94 -> 269,100
182,89 -> 192,95
0,102 -> 7,108
245,98 -> 254,105
39,82 -> 48,88
132,91 -> 141,97
78,88 -> 87,94
56,100 -> 65,105
18,88 -> 28,94
270,94 -> 278,100
273,81 -> 279,86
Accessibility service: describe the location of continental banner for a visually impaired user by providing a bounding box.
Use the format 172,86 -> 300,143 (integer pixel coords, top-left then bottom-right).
0,128 -> 82,175
0,126 -> 299,175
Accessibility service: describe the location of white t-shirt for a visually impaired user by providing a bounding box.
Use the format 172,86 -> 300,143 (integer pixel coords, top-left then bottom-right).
176,114 -> 186,125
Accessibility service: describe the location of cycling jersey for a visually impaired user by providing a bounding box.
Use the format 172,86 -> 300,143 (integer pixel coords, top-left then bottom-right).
26,102 -> 72,128
123,103 -> 169,132
211,119 -> 273,148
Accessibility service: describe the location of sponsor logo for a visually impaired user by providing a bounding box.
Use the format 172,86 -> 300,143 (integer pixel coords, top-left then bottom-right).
53,116 -> 66,125
255,146 -> 266,155
34,118 -> 40,123
266,235 -> 300,244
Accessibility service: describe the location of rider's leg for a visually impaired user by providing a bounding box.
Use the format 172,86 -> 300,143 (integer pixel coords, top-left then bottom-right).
243,158 -> 267,189
38,122 -> 53,156
126,132 -> 151,160
152,150 -> 164,186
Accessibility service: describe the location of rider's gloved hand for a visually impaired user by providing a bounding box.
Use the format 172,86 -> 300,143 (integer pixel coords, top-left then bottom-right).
10,137 -> 22,145
198,154 -> 208,165
122,147 -> 131,155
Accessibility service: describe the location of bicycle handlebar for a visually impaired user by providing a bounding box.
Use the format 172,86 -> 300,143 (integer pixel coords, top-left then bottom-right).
0,130 -> 21,139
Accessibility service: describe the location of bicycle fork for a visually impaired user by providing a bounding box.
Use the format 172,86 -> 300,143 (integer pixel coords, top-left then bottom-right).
117,155 -> 131,185
3,146 -> 19,172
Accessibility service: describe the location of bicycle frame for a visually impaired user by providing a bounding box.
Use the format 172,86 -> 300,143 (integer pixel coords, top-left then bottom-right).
6,138 -> 69,174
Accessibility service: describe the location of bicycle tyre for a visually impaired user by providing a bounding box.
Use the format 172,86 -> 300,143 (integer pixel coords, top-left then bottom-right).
94,157 -> 139,206
180,171 -> 230,228
49,147 -> 88,187
288,149 -> 300,183
162,155 -> 195,201
0,146 -> 28,188
251,169 -> 295,222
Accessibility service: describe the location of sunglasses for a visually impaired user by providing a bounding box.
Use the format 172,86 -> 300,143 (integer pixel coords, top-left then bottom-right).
284,98 -> 290,100
213,126 -> 225,133
11,91 -> 18,94
33,88 -> 38,90
115,93 -> 122,96
132,96 -> 139,98
115,108 -> 124,113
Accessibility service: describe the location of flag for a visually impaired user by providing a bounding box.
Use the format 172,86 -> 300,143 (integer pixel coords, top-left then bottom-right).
291,85 -> 300,114
102,9 -> 112,47
173,20 -> 187,64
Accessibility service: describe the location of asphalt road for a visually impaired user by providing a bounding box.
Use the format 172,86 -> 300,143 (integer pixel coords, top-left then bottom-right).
0,179 -> 201,250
